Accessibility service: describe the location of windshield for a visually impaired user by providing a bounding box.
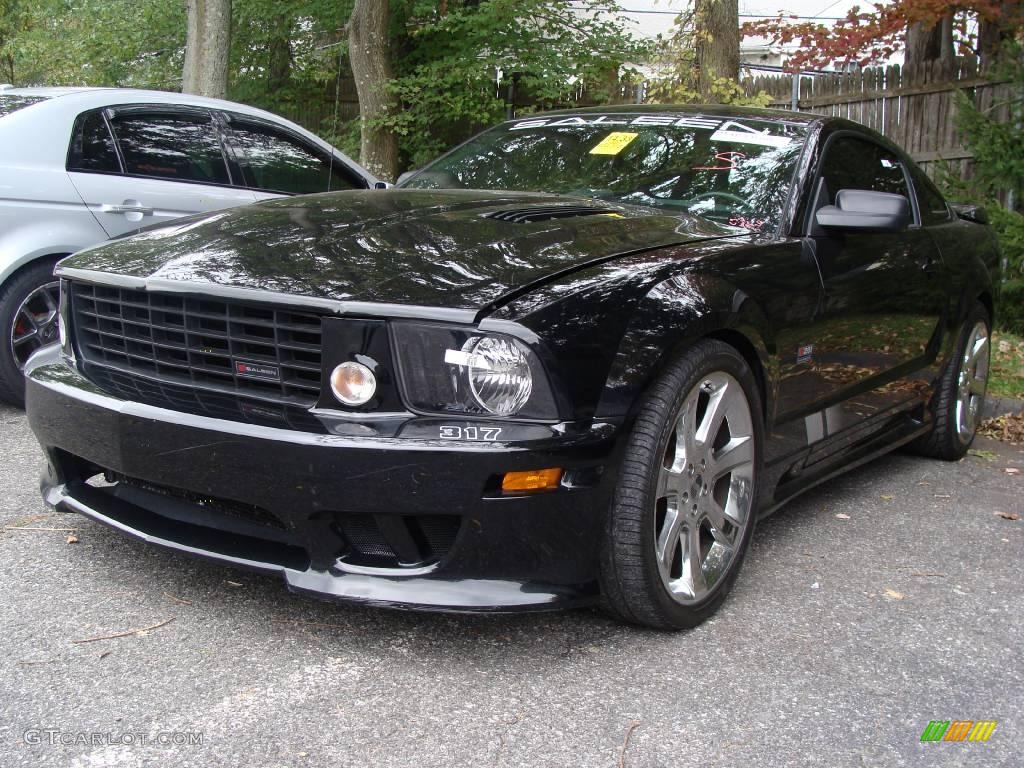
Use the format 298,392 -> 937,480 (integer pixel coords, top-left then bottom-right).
0,94 -> 50,117
402,113 -> 807,233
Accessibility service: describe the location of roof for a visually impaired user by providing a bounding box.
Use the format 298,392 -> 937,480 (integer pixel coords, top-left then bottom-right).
526,103 -> 820,125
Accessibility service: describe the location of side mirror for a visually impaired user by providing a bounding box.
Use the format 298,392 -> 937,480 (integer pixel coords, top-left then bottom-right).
950,202 -> 988,224
396,170 -> 417,186
815,189 -> 911,233
373,181 -> 392,190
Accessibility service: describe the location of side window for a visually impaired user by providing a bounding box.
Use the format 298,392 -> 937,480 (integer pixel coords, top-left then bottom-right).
226,118 -> 360,194
909,164 -> 951,225
820,136 -> 909,203
108,111 -> 230,185
67,110 -> 121,173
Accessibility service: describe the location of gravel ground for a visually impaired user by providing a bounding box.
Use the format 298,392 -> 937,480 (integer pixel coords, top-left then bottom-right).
0,402 -> 1021,768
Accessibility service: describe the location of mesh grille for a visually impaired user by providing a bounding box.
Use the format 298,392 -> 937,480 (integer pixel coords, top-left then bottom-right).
72,281 -> 323,406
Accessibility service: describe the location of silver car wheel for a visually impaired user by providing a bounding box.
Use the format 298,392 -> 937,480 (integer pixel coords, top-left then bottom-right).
654,371 -> 755,605
955,321 -> 990,444
10,281 -> 60,370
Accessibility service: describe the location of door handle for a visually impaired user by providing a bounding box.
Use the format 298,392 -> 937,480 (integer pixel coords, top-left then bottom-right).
101,203 -> 154,215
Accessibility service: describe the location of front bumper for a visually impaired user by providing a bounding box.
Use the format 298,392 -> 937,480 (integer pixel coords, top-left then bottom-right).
26,347 -> 622,612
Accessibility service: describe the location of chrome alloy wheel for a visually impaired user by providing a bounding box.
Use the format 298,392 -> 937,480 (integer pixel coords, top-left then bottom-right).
10,281 -> 60,370
654,371 -> 755,605
955,321 -> 990,444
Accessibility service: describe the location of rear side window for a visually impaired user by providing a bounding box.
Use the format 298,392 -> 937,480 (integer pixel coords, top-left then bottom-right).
0,95 -> 50,117
819,136 -> 909,202
226,118 -> 359,194
67,110 -> 121,173
109,111 -> 230,185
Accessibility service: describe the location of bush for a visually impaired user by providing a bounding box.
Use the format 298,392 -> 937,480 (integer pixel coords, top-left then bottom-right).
990,205 -> 1024,333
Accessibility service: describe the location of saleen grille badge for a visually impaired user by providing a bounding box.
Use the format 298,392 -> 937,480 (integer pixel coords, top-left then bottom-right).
234,359 -> 281,382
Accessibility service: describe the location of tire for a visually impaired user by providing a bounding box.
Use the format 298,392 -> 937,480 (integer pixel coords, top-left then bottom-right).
0,258 -> 62,408
600,339 -> 763,630
911,303 -> 991,461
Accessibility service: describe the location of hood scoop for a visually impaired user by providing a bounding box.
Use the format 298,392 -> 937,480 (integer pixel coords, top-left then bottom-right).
486,205 -> 616,224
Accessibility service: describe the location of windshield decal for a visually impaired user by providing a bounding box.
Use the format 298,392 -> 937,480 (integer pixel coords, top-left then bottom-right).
589,132 -> 639,155
709,120 -> 794,148
509,115 -> 792,140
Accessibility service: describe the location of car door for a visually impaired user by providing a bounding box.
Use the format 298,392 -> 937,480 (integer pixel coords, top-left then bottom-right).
219,113 -> 367,200
67,106 -> 255,239
787,133 -> 946,438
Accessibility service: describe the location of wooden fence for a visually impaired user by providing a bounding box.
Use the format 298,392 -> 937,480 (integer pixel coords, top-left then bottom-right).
741,57 -> 1015,186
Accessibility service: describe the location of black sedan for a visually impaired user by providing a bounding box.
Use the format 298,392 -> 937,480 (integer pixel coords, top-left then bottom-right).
25,105 -> 999,630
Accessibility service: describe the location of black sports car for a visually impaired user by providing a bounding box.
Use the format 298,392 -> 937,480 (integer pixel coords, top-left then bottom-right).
25,105 -> 999,629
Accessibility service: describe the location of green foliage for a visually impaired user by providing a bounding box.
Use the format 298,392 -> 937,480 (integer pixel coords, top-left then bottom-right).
940,42 -> 1024,333
644,10 -> 768,108
379,0 -> 647,169
3,0 -> 185,87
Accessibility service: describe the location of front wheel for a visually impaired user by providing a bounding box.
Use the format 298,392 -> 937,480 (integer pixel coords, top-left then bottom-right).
600,339 -> 762,630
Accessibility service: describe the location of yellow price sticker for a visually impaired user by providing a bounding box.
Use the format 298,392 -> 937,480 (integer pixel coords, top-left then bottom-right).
589,132 -> 638,156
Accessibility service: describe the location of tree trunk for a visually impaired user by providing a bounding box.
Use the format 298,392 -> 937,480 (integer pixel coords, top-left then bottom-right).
904,12 -> 954,84
348,0 -> 399,181
267,12 -> 291,93
182,0 -> 231,99
694,0 -> 739,102
978,1 -> 1021,71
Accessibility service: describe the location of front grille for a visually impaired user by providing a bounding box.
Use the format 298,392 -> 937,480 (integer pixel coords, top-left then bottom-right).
71,281 -> 323,406
86,366 -> 325,433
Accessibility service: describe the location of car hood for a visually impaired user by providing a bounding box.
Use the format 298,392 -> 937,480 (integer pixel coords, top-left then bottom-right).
60,189 -> 727,315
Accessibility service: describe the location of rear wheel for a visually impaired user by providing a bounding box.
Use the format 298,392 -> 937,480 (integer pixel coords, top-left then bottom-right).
0,258 -> 61,407
600,340 -> 762,630
912,303 -> 991,460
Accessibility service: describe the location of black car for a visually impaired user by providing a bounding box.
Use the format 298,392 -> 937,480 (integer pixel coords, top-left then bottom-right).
25,105 -> 998,630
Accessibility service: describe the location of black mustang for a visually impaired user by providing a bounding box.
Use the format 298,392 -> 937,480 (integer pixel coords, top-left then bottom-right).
26,105 -> 998,629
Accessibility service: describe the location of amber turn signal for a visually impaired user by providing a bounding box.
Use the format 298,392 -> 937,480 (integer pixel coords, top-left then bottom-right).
501,467 -> 563,493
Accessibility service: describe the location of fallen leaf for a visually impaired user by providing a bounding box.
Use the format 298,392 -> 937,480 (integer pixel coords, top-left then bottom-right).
66,535 -> 79,544
880,494 -> 895,500
883,588 -> 904,601
225,580 -> 243,587
994,511 -> 1021,521
1005,468 -> 1021,476
835,513 -> 851,520
810,581 -> 820,589
967,448 -> 997,460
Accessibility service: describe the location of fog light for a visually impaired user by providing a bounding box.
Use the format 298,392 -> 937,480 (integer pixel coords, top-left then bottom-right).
501,467 -> 563,493
330,361 -> 376,406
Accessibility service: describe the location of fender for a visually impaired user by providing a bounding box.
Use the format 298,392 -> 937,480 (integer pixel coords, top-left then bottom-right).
594,271 -> 773,423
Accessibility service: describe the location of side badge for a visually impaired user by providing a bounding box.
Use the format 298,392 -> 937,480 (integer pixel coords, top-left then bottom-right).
796,344 -> 814,365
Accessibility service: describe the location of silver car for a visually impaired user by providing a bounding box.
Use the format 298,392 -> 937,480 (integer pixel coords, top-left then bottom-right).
0,86 -> 378,405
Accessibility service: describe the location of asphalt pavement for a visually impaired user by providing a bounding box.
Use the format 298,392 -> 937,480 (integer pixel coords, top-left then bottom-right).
0,402 -> 1021,768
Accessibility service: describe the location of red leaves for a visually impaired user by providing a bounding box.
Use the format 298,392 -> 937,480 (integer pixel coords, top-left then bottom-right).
741,0 -> 1013,72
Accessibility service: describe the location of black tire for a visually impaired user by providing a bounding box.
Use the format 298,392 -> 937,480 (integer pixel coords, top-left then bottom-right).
911,303 -> 991,461
0,258 -> 61,408
599,339 -> 763,630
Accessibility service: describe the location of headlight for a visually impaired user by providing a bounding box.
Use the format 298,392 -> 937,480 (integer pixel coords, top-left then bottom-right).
392,323 -> 558,419
460,336 -> 532,416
